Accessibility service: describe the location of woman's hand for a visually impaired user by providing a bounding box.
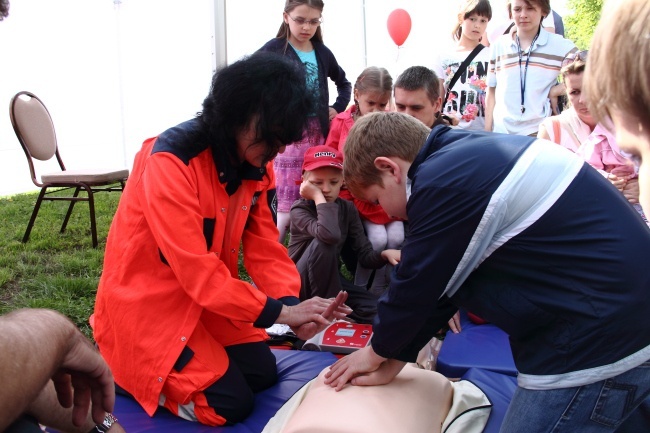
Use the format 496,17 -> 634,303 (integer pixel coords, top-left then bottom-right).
607,173 -> 627,192
276,292 -> 352,340
623,177 -> 640,204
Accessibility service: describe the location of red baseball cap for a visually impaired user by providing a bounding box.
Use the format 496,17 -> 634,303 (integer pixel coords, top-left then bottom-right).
302,145 -> 344,172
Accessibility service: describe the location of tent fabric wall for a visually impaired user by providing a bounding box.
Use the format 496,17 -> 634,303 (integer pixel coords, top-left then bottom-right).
1,0 -> 457,197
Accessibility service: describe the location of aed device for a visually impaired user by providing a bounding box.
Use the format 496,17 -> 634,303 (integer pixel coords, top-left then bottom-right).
302,321 -> 373,354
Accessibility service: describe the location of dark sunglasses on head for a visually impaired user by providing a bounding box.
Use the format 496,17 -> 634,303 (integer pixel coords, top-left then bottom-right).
561,50 -> 588,69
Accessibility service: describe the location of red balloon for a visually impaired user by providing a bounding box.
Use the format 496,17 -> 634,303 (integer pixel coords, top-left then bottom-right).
387,9 -> 412,47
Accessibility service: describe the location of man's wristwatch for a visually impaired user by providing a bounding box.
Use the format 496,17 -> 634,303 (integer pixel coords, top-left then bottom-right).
88,413 -> 117,433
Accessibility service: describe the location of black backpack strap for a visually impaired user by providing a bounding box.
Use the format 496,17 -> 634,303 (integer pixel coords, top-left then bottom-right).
443,44 -> 486,107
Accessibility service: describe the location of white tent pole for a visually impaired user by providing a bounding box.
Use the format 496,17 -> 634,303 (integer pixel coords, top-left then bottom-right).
212,0 -> 228,73
362,0 -> 368,69
113,0 -> 128,168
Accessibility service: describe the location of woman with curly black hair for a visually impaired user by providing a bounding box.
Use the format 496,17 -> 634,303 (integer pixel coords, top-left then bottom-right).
93,52 -> 350,426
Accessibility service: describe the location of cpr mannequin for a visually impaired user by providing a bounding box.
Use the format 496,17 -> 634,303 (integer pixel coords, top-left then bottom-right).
263,364 -> 490,433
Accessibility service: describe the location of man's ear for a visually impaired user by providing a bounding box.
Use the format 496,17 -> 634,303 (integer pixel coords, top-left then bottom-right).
373,157 -> 403,183
433,96 -> 443,114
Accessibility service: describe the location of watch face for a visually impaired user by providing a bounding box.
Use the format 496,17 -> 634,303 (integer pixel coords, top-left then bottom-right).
102,413 -> 117,430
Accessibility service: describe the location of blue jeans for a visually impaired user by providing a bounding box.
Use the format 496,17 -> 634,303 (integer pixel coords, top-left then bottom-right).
500,361 -> 650,432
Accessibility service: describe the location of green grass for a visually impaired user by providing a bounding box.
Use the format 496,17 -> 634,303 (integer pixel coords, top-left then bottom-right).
0,186 -> 254,340
0,188 -> 121,338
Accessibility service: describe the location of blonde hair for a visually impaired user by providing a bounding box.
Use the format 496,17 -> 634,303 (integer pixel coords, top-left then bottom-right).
586,0 -> 650,133
452,0 -> 492,41
343,112 -> 430,196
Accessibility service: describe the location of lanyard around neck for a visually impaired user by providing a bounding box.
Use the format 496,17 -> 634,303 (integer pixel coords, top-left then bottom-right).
516,29 -> 540,114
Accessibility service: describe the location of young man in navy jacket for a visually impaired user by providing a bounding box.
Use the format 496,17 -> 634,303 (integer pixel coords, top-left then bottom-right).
326,112 -> 650,433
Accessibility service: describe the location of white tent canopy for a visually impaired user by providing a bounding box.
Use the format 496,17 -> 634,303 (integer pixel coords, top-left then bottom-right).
0,0 -> 567,197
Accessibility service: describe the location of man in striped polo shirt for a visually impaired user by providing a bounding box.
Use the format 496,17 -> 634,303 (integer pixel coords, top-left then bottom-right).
485,0 -> 576,136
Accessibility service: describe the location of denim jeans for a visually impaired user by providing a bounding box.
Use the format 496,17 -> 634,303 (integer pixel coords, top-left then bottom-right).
500,361 -> 650,433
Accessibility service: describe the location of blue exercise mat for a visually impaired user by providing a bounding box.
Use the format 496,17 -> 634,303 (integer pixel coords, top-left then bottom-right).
49,349 -> 336,433
461,367 -> 518,433
436,310 -> 517,378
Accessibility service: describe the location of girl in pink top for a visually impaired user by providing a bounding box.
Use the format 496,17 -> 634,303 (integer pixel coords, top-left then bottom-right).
539,52 -> 646,222
326,67 -> 402,295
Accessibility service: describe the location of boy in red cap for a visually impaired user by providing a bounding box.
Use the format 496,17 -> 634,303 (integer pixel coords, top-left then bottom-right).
287,145 -> 400,323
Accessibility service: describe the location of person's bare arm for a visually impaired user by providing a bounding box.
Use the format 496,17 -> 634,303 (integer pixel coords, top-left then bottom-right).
484,86 -> 496,131
0,309 -> 115,431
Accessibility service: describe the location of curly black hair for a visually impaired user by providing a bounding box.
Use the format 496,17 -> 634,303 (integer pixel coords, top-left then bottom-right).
199,51 -> 314,166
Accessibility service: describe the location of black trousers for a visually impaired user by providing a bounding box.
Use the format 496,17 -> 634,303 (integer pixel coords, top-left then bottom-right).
190,341 -> 277,425
116,341 -> 277,425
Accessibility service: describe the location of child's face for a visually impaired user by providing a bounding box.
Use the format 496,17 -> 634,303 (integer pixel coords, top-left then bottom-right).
283,5 -> 321,46
355,90 -> 391,116
357,180 -> 408,221
511,0 -> 543,33
461,13 -> 489,43
304,167 -> 343,203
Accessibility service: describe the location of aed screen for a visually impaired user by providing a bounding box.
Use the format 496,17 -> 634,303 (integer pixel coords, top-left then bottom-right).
335,328 -> 355,337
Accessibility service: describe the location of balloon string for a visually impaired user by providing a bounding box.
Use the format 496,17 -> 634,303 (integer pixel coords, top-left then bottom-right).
396,46 -> 401,62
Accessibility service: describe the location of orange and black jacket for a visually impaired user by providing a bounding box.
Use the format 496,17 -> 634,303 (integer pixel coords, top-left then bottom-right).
94,118 -> 301,416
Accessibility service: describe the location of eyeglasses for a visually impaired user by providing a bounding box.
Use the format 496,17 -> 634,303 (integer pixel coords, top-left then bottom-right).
288,15 -> 323,27
561,50 -> 588,69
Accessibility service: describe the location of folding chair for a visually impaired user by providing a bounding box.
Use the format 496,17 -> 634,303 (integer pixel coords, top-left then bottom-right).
9,91 -> 129,247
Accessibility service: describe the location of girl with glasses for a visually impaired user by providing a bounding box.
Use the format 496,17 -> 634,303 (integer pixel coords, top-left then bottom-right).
259,0 -> 351,243
538,52 -> 647,223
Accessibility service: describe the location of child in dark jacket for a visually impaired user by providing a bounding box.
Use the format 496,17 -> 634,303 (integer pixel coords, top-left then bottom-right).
288,145 -> 400,323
